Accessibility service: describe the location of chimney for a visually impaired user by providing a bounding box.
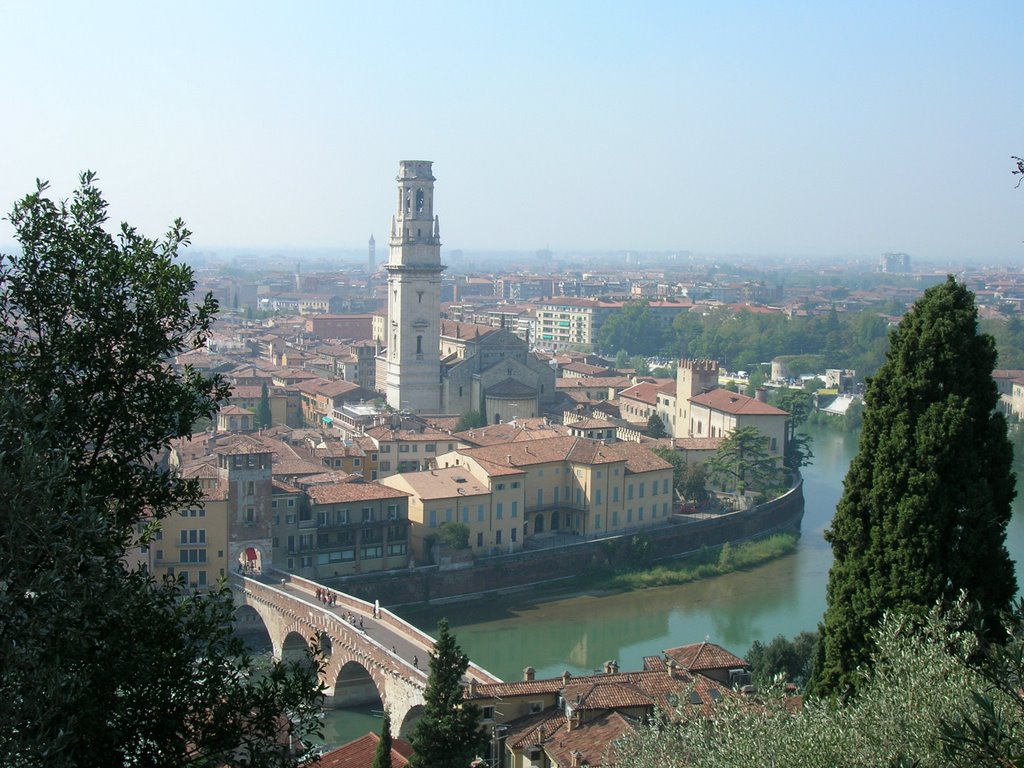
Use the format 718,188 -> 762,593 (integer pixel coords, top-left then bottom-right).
755,387 -> 767,402
523,666 -> 535,681
467,679 -> 476,696
667,658 -> 678,678
603,660 -> 616,675
570,749 -> 582,767
561,670 -> 571,687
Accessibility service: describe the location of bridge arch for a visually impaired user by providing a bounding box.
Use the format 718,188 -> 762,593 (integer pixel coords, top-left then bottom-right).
280,630 -> 317,669
232,574 -> 498,735
233,604 -> 273,652
399,704 -> 425,739
329,660 -> 384,711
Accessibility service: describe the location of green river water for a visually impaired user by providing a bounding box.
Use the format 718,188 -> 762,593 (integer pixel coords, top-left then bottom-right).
317,423 -> 1024,746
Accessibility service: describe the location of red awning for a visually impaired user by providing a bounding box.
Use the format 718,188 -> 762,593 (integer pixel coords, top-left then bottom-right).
244,547 -> 257,561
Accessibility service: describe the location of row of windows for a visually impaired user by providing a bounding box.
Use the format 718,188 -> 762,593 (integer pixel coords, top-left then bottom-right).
179,548 -> 207,563
380,442 -> 457,454
475,528 -> 519,547
180,529 -> 206,544
312,542 -> 406,565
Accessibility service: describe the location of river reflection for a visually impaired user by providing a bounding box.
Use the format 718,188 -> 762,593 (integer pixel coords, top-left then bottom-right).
402,424 -> 1024,681
322,423 -> 1024,743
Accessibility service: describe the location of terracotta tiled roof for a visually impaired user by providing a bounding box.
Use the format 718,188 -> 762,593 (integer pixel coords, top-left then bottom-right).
228,384 -> 280,399
440,319 -> 498,340
211,434 -> 272,456
563,680 -> 653,710
556,376 -> 634,389
299,471 -> 364,486
486,377 -> 538,397
618,382 -> 661,405
569,417 -> 617,429
379,467 -> 491,500
305,481 -> 411,505
664,640 -> 748,672
450,436 -> 671,475
218,405 -> 253,416
181,460 -> 219,479
365,425 -> 454,443
562,361 -> 615,376
543,710 -> 636,768
272,458 -> 330,477
317,732 -> 412,768
673,437 -> 724,451
688,388 -> 788,416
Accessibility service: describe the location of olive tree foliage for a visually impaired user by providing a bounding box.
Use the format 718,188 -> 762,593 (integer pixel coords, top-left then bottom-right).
813,277 -> 1016,696
0,174 -> 323,767
615,601 -> 1023,768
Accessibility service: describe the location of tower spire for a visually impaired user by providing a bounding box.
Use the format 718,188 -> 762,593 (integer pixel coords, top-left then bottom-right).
383,161 -> 446,413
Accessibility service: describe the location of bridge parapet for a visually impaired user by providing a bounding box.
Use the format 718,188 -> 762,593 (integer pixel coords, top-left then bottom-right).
269,570 -> 500,684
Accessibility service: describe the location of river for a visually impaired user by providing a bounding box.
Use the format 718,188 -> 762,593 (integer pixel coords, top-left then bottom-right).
318,423 -> 1024,745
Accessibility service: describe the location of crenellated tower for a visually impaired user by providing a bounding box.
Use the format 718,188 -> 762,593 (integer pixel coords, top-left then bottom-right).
383,161 -> 445,412
676,358 -> 720,437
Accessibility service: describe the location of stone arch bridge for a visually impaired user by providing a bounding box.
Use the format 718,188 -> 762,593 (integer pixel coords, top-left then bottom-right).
231,571 -> 500,736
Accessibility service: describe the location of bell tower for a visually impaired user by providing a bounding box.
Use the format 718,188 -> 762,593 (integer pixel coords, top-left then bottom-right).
384,161 -> 445,413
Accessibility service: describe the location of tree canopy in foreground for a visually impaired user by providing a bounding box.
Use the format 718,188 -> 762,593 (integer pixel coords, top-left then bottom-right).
812,276 -> 1016,695
615,600 -> 1024,768
0,174 -> 323,767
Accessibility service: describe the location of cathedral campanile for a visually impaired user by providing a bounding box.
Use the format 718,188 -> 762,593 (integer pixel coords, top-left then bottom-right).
384,161 -> 444,413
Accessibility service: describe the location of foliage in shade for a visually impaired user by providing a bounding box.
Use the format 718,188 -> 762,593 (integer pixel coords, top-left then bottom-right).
704,426 -> 785,496
454,409 -> 487,432
646,411 -> 667,438
259,381 -> 273,428
811,276 -> 1017,696
746,631 -> 819,689
771,389 -> 814,471
408,619 -> 488,768
651,446 -> 708,503
0,173 -> 324,766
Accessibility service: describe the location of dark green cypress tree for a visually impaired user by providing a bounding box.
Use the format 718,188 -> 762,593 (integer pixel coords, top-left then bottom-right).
371,711 -> 393,768
258,382 -> 273,428
408,619 -> 487,768
811,276 -> 1017,696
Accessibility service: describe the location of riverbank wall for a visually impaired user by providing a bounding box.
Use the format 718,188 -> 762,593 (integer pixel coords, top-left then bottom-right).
324,479 -> 805,607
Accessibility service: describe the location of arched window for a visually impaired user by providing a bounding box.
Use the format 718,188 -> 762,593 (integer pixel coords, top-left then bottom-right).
416,189 -> 425,213
416,335 -> 423,354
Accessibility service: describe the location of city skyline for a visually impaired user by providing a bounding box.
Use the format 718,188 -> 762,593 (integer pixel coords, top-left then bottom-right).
2,2 -> 1023,263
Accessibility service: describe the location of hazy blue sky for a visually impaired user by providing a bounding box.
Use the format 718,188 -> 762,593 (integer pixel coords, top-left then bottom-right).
2,2 -> 1022,262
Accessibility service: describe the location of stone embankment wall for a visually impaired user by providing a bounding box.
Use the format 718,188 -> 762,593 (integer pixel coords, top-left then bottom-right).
328,479 -> 805,607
